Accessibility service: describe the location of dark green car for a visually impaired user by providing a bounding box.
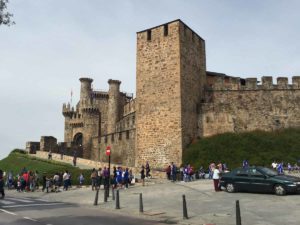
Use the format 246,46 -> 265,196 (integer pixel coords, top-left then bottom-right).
220,166 -> 300,195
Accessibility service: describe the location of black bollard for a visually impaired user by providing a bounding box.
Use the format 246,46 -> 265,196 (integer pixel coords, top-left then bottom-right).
139,193 -> 144,213
236,200 -> 242,225
104,188 -> 108,202
106,186 -> 109,199
112,187 -> 115,200
93,189 -> 99,206
182,194 -> 188,219
116,190 -> 120,209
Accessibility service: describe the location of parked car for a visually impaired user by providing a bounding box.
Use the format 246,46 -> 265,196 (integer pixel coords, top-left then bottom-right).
220,166 -> 300,195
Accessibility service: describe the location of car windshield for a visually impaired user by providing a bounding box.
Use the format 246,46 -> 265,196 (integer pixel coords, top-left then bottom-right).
259,167 -> 277,176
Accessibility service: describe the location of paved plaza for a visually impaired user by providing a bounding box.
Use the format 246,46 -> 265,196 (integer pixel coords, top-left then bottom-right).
3,178 -> 300,225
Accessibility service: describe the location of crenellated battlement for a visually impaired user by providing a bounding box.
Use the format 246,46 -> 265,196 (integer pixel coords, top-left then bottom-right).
91,91 -> 109,99
137,19 -> 204,44
210,75 -> 300,91
123,99 -> 136,116
293,76 -> 300,88
69,121 -> 84,128
79,77 -> 93,83
82,107 -> 99,114
62,103 -> 75,117
108,79 -> 121,85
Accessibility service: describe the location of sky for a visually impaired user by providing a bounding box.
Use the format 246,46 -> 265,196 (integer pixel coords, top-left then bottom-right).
0,0 -> 299,159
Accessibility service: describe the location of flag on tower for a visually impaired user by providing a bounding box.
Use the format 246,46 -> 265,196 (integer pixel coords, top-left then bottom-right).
70,89 -> 73,105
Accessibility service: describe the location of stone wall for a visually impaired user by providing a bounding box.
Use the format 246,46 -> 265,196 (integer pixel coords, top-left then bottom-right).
116,112 -> 135,132
26,142 -> 40,154
136,20 -> 183,168
34,150 -> 166,178
201,88 -> 300,136
98,129 -> 136,166
179,22 -> 206,149
92,93 -> 109,136
81,111 -> 100,159
40,136 -> 57,152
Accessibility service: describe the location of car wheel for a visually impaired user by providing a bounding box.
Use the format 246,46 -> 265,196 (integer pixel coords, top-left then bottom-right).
226,183 -> 235,193
274,184 -> 286,196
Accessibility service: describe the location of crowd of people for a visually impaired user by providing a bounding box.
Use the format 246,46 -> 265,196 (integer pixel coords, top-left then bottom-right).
90,166 -> 136,191
271,161 -> 300,174
164,161 -> 228,184
2,159 -> 300,199
0,167 -> 80,195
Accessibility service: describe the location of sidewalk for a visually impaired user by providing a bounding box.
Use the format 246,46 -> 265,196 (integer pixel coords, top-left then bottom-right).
7,177 -> 300,225
6,179 -> 233,225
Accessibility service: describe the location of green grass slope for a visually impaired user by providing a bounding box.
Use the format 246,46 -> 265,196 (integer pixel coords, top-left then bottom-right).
0,150 -> 92,185
183,128 -> 300,170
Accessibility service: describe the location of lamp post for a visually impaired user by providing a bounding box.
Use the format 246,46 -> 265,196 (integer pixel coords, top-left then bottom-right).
106,146 -> 111,197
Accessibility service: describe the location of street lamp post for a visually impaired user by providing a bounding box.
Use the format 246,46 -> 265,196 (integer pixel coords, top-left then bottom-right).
106,146 -> 111,197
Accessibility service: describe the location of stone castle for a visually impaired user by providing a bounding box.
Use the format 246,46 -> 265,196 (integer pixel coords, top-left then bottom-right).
26,19 -> 300,169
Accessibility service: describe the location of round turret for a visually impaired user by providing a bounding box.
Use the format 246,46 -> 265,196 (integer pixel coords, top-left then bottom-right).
107,79 -> 121,134
79,77 -> 93,102
62,103 -> 75,117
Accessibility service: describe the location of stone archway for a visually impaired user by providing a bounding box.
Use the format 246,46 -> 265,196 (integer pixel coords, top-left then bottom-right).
73,132 -> 83,147
73,132 -> 83,157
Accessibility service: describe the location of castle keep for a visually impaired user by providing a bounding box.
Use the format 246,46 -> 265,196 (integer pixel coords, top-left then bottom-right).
26,20 -> 300,169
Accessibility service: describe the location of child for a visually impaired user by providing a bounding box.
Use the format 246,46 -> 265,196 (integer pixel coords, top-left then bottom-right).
79,173 -> 84,187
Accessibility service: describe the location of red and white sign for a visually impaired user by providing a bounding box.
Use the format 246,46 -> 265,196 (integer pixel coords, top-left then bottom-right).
106,146 -> 111,156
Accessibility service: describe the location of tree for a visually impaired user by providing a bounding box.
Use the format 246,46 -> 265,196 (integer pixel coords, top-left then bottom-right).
0,0 -> 15,26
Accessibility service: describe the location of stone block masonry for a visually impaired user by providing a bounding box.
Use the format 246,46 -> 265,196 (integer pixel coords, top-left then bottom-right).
25,19 -> 300,171
201,76 -> 300,136
136,20 -> 206,168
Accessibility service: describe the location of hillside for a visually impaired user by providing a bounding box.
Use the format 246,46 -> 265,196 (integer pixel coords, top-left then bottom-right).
0,150 -> 92,184
183,128 -> 300,170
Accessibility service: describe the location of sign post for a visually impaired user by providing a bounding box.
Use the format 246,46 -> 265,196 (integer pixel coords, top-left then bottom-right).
106,146 -> 111,197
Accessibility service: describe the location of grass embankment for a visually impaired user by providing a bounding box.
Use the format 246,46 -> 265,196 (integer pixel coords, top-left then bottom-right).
183,128 -> 300,170
0,150 -> 92,185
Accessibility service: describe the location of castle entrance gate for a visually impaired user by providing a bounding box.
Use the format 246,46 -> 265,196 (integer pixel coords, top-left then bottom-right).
73,132 -> 83,157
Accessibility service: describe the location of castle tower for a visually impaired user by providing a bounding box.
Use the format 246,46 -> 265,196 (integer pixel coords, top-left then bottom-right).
107,79 -> 121,134
135,20 -> 206,168
79,77 -> 93,109
62,103 -> 74,143
78,77 -> 99,158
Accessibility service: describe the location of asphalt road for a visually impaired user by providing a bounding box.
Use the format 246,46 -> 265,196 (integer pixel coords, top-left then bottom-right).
2,178 -> 300,225
0,195 -> 164,225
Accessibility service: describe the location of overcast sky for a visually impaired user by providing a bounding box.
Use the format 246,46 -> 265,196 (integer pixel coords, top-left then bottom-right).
0,0 -> 299,159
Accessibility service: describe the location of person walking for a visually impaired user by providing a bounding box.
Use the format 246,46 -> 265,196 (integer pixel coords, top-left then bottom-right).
171,162 -> 177,182
63,170 -> 69,191
213,166 -> 221,192
124,168 -> 129,189
242,159 -> 249,168
90,168 -> 97,191
0,169 -> 5,199
73,156 -> 77,167
79,173 -> 85,187
48,150 -> 52,160
116,167 -> 123,188
209,162 -> 215,179
53,173 -> 60,192
102,167 -> 109,190
145,161 -> 151,178
166,165 -> 171,180
140,165 -> 145,186
97,168 -> 102,189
